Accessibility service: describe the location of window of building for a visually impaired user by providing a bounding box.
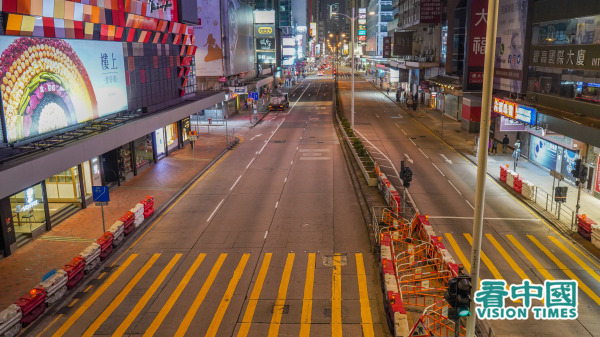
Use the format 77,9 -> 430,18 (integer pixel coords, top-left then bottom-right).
10,183 -> 46,241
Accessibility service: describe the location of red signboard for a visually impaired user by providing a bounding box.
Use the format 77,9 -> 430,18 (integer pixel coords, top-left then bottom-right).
595,155 -> 600,194
467,0 -> 488,87
420,0 -> 442,24
219,76 -> 227,82
493,97 -> 517,119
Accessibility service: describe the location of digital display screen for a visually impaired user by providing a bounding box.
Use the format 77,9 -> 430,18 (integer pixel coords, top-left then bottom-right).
0,36 -> 127,142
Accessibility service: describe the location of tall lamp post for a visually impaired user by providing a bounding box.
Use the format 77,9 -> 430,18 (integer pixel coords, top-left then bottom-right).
332,9 -> 374,131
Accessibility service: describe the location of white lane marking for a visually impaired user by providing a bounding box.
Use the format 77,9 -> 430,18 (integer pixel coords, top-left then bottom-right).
419,148 -> 429,159
264,231 -> 269,239
465,200 -> 475,210
404,154 -> 413,164
440,154 -> 453,164
230,175 -> 242,190
291,161 -> 294,165
395,123 -> 400,128
257,120 -> 284,155
379,165 -> 393,169
297,146 -> 299,150
284,177 -> 287,183
245,158 -> 255,169
447,180 -> 462,195
299,149 -> 330,152
299,157 -> 330,160
432,163 -> 445,177
409,138 -> 416,145
207,199 -> 225,222
401,129 -> 407,135
275,201 -> 279,208
427,216 -> 541,221
376,114 -> 380,118
250,134 -> 263,140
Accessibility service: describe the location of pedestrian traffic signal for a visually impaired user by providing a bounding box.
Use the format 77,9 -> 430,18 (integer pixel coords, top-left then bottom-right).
456,275 -> 472,317
572,159 -> 581,178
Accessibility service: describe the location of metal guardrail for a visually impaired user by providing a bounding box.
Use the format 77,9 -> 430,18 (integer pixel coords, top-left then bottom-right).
532,186 -> 577,232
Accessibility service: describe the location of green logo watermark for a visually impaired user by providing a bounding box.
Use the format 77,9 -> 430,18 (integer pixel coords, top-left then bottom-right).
474,279 -> 578,320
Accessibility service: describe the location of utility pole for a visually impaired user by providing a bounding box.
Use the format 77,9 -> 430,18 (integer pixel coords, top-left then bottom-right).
466,0 -> 500,335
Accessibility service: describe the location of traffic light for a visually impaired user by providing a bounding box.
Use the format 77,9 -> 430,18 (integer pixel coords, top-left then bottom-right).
580,165 -> 588,184
456,275 -> 472,317
401,167 -> 413,188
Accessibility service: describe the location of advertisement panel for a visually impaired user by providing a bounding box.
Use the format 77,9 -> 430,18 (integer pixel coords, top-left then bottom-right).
282,38 -> 295,46
224,0 -> 255,76
383,37 -> 392,58
0,37 -> 127,143
256,38 -> 275,50
499,116 -> 526,131
393,32 -> 413,56
282,48 -> 296,56
194,0 -> 224,77
493,97 -> 517,119
493,0 -> 528,93
255,24 -> 276,38
420,0 -> 442,23
466,0 -> 489,90
515,104 -> 536,125
390,69 -> 400,82
256,51 -> 276,64
254,10 -> 275,24
310,22 -> 317,37
530,135 -> 559,171
561,147 -> 579,184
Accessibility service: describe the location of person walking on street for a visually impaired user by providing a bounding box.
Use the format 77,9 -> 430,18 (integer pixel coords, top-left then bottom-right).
491,139 -> 498,154
502,135 -> 510,153
387,87 -> 390,95
396,90 -> 400,102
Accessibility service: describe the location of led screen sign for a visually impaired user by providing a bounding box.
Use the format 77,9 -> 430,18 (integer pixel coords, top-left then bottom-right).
493,97 -> 537,125
0,36 -> 128,143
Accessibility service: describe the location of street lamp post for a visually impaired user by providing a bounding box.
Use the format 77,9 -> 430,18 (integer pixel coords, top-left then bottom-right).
332,9 -> 356,130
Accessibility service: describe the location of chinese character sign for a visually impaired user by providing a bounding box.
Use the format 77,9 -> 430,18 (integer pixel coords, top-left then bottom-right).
0,36 -> 128,142
467,0 -> 489,88
530,45 -> 600,71
493,0 -> 528,93
475,279 -> 578,320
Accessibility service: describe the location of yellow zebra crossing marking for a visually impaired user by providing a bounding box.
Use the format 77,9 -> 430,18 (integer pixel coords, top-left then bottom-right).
175,253 -> 227,337
144,253 -> 206,337
299,253 -> 316,337
237,253 -> 272,337
52,254 -> 138,337
485,234 -> 529,281
528,235 -> 600,306
506,235 -> 554,281
464,233 -> 503,280
206,254 -> 250,337
332,255 -> 343,337
548,236 -> 600,284
113,254 -> 181,337
444,233 -> 471,272
356,253 -> 375,337
84,254 -> 160,337
268,253 -> 295,337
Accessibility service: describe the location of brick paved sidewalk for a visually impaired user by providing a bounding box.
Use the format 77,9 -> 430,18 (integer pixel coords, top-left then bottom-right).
0,132 -> 227,309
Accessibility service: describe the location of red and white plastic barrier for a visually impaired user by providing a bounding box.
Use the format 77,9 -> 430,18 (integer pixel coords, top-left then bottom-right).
0,304 -> 22,337
64,256 -> 85,289
131,204 -> 144,228
14,288 -> 46,326
108,221 -> 124,247
38,270 -> 68,307
142,196 -> 154,218
80,243 -> 101,274
97,232 -> 114,260
121,211 -> 135,236
500,165 -> 508,182
375,163 -> 402,217
380,233 -> 409,336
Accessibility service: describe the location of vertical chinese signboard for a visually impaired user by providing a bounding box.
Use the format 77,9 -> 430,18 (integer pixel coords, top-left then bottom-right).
493,0 -> 528,93
420,0 -> 442,24
393,32 -> 413,56
466,0 -> 488,90
383,37 -> 392,58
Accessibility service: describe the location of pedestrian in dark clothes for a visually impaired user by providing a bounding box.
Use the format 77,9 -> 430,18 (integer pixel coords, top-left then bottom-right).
502,135 -> 510,153
491,139 -> 498,154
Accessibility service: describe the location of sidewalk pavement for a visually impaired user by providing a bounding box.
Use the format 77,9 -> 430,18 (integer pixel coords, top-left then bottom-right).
0,132 -> 228,309
359,70 -> 600,236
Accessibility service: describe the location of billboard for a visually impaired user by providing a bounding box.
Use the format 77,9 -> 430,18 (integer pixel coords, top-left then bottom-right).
254,10 -> 275,24
561,147 -> 579,184
194,0 -> 224,76
224,0 -> 255,76
0,37 -> 127,143
530,135 -> 559,171
282,47 -> 296,56
255,24 -> 276,38
420,0 -> 441,24
466,0 -> 488,90
383,37 -> 392,58
282,38 -> 295,46
493,0 -> 528,93
257,51 -> 276,64
393,32 -> 413,56
310,22 -> 317,37
256,38 -> 276,50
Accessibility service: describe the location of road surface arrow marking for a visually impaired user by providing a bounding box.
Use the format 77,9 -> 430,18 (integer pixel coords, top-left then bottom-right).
440,154 -> 453,164
250,134 -> 263,141
404,154 -> 413,164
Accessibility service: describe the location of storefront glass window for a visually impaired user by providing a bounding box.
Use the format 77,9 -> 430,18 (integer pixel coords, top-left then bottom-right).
527,67 -> 600,104
10,183 -> 46,241
181,117 -> 190,142
166,123 -> 179,151
532,16 -> 600,46
46,166 -> 81,220
82,158 -> 102,199
155,128 -> 166,157
118,144 -> 134,181
134,135 -> 153,172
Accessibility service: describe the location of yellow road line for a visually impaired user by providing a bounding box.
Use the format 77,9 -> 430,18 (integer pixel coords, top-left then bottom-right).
560,236 -> 600,270
143,253 -> 206,337
464,233 -> 503,280
36,314 -> 63,337
175,253 -> 227,337
528,235 -> 600,306
237,253 -> 272,337
506,235 -> 554,280
355,253 -> 374,337
83,254 -> 160,337
206,254 -> 250,337
299,253 -> 316,337
444,233 -> 471,272
52,254 -> 137,337
83,285 -> 93,293
98,272 -> 107,279
548,236 -> 600,284
68,299 -> 78,307
113,254 -> 182,337
486,234 -> 529,281
332,255 -> 342,337
268,253 -> 295,337
108,150 -> 234,269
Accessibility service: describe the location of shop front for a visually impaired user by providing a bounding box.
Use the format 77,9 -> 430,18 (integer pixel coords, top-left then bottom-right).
165,122 -> 179,154
134,134 -> 155,174
155,128 -> 167,159
6,183 -> 49,246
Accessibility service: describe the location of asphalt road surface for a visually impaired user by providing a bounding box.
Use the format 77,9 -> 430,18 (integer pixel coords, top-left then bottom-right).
337,72 -> 600,336
26,76 -> 391,337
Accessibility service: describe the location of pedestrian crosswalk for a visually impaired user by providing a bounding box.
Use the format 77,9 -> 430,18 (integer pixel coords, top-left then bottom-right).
305,74 -> 364,80
48,252 -> 380,337
442,232 -> 600,306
